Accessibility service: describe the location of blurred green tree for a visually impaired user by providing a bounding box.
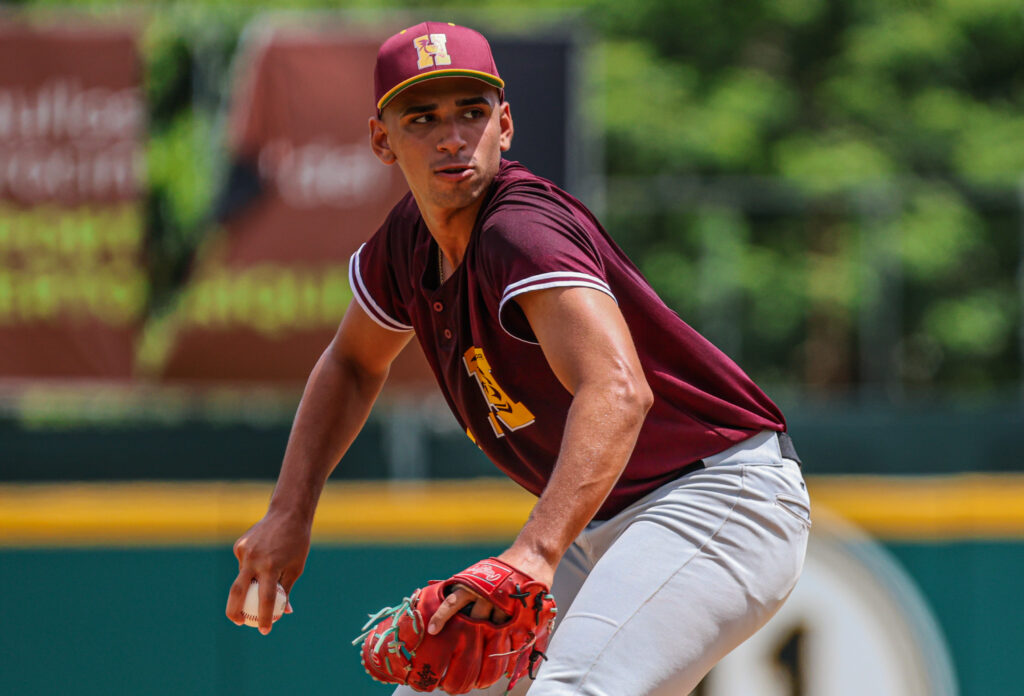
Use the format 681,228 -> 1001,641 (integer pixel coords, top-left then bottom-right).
587,0 -> 1024,396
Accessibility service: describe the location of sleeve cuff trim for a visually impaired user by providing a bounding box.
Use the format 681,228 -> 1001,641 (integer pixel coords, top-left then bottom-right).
498,272 -> 617,344
348,244 -> 414,333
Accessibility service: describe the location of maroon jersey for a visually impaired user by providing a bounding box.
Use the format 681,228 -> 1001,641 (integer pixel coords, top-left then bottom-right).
350,160 -> 785,519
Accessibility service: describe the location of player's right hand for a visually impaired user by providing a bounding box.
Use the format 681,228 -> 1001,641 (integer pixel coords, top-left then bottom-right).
226,509 -> 312,634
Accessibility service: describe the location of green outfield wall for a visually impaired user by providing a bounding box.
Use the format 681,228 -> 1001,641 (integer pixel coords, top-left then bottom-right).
0,540 -> 1019,696
2,477 -> 1023,696
2,541 -> 1022,696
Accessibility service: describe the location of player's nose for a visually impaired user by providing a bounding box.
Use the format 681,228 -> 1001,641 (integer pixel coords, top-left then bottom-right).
436,118 -> 468,153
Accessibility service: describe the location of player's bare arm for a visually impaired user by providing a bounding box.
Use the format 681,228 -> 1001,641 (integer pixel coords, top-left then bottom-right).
428,286 -> 653,634
226,301 -> 412,633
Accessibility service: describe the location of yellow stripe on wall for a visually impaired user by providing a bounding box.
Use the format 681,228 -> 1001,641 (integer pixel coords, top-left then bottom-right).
0,480 -> 535,547
2,474 -> 1024,547
806,474 -> 1024,540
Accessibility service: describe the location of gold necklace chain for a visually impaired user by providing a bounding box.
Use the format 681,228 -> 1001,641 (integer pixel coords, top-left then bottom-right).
438,246 -> 445,285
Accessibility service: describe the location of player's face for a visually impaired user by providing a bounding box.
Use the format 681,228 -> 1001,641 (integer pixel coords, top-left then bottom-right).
370,78 -> 513,217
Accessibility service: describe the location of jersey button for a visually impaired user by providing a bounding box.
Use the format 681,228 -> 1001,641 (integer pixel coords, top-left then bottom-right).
443,329 -> 453,339
433,302 -> 444,312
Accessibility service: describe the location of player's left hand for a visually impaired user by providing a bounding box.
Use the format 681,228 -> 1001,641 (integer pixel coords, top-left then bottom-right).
427,550 -> 555,635
426,583 -> 508,635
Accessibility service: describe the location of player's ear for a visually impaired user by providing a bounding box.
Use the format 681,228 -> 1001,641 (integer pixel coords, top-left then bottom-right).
369,116 -> 397,165
498,101 -> 513,153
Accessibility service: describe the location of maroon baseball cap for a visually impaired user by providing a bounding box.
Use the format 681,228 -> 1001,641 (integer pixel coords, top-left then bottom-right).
374,21 -> 504,113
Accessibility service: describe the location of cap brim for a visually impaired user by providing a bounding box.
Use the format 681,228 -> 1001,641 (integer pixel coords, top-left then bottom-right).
377,69 -> 505,111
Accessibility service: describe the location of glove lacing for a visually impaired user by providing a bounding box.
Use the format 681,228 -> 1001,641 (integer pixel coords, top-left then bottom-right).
351,596 -> 420,675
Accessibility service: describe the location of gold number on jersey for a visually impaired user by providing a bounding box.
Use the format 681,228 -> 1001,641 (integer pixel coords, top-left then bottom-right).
463,347 -> 535,437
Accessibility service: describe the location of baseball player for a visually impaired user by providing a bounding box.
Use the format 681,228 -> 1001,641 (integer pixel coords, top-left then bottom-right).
226,21 -> 811,696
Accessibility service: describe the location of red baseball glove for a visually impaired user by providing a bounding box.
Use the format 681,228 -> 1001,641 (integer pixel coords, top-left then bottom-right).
353,558 -> 558,694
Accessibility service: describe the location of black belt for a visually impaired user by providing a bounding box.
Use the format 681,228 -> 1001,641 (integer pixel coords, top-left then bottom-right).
777,431 -> 802,465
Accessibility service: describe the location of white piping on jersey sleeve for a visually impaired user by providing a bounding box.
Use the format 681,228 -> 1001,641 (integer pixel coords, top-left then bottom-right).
348,244 -> 414,333
498,271 -> 617,343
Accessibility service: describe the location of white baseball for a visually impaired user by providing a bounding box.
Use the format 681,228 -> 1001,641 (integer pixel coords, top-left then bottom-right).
242,579 -> 287,628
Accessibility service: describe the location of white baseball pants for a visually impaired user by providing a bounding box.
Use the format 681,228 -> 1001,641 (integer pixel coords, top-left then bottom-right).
392,429 -> 811,696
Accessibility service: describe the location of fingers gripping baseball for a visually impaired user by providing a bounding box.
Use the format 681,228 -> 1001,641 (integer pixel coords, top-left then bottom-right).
226,513 -> 310,634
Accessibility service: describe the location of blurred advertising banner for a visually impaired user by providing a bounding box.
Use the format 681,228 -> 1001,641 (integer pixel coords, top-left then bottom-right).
0,23 -> 145,378
143,19 -> 576,387
144,23 -> 422,385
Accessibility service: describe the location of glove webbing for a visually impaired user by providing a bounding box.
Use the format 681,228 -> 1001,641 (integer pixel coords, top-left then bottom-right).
352,597 -> 420,676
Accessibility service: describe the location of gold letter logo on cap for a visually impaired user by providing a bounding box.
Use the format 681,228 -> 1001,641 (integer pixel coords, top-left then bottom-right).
413,34 -> 452,69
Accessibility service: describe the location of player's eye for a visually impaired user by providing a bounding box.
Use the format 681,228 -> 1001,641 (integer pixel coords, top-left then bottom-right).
411,114 -> 434,124
463,108 -> 484,119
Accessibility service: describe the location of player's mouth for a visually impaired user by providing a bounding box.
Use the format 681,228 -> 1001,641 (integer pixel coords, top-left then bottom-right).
434,163 -> 474,181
